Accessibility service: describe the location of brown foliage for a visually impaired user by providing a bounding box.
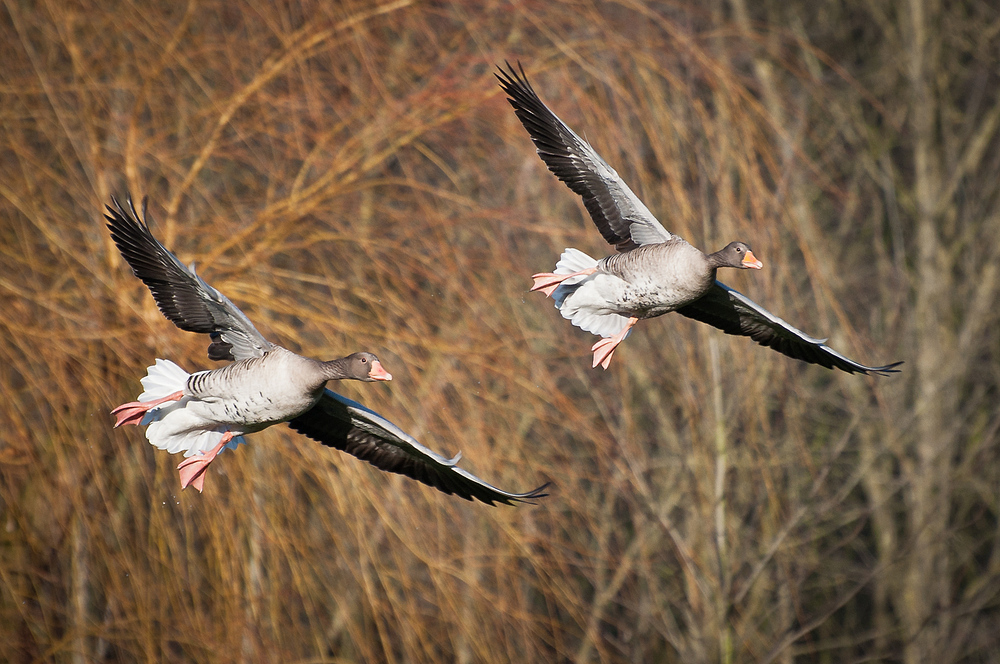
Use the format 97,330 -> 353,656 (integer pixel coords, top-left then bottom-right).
2,0 -> 999,662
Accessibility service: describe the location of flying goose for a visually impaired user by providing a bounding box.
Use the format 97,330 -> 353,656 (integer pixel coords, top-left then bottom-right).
497,63 -> 901,375
107,196 -> 548,505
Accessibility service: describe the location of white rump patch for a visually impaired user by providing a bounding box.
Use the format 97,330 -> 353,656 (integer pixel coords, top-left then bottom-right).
542,251 -> 632,339
135,358 -> 246,457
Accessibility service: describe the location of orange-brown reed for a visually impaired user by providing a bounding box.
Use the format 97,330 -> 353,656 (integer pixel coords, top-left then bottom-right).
2,1 -> 999,662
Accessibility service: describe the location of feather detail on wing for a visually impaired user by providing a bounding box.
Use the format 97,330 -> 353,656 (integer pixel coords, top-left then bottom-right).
676,282 -> 902,375
106,195 -> 273,361
288,389 -> 550,506
497,62 -> 672,252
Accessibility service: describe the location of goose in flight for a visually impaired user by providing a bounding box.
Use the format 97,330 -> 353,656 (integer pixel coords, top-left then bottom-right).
107,196 -> 548,504
497,63 -> 900,375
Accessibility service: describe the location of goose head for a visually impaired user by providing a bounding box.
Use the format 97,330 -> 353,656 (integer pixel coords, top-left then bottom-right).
710,241 -> 763,270
324,352 -> 393,382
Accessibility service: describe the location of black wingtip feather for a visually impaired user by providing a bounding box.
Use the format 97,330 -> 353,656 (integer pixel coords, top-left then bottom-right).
105,195 -> 210,333
288,398 -> 550,507
105,192 -> 272,363
497,61 -> 640,250
858,360 -> 904,377
675,283 -> 903,376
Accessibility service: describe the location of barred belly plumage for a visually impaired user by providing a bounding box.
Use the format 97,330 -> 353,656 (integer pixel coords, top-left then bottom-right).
184,350 -> 324,430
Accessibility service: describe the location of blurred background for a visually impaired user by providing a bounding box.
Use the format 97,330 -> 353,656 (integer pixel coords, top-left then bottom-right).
2,0 -> 999,662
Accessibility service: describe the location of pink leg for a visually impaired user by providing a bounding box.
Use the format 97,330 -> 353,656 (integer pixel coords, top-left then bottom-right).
111,391 -> 185,427
591,317 -> 639,369
530,267 -> 597,297
177,432 -> 234,493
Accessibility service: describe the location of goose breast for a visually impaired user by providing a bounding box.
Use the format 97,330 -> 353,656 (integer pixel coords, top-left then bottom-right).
598,241 -> 715,318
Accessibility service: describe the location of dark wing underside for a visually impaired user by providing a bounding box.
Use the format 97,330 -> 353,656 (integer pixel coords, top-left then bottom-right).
105,195 -> 273,361
496,62 -> 672,252
288,389 -> 550,506
675,282 -> 902,375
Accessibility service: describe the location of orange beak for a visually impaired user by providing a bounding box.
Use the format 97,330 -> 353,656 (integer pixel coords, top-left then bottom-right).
742,250 -> 763,269
369,360 -> 393,381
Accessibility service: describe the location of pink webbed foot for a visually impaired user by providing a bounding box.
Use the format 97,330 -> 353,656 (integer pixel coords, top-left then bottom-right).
590,317 -> 639,369
111,391 -> 185,427
591,337 -> 623,370
177,455 -> 215,493
177,433 -> 233,493
530,268 -> 597,297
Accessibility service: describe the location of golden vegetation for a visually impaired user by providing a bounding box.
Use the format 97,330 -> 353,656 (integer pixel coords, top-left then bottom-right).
2,0 -> 999,662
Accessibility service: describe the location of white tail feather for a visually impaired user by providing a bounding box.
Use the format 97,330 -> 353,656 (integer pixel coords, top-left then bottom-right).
138,359 -> 189,401
547,249 -> 632,338
551,248 -> 598,306
553,248 -> 598,281
135,359 -> 245,457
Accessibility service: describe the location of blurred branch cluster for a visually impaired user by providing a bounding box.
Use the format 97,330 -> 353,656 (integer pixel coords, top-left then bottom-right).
1,0 -> 999,662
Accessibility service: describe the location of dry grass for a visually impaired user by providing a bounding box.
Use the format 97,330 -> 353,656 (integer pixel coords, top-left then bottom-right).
2,0 -> 1000,662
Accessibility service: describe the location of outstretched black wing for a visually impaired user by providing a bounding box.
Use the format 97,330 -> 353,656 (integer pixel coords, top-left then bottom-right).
497,62 -> 672,252
676,282 -> 902,375
289,389 -> 550,506
106,195 -> 272,361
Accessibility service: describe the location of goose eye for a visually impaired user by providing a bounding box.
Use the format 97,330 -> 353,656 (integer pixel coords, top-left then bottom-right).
361,357 -> 367,363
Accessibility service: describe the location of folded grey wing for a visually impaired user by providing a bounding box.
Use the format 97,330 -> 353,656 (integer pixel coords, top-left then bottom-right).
105,195 -> 273,361
497,63 -> 672,252
676,282 -> 902,376
288,389 -> 550,506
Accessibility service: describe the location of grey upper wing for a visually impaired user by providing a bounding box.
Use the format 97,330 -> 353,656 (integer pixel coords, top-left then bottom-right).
105,195 -> 273,361
288,389 -> 550,506
497,62 -> 672,252
675,282 -> 902,376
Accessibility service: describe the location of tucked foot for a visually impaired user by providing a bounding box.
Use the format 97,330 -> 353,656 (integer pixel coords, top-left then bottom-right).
590,317 -> 638,369
111,391 -> 185,427
177,433 -> 233,493
530,268 -> 597,297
